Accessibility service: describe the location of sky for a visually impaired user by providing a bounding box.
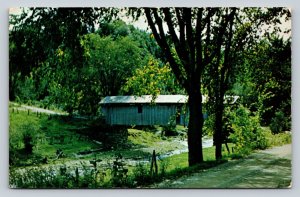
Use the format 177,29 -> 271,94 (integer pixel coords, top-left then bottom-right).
9,7 -> 292,41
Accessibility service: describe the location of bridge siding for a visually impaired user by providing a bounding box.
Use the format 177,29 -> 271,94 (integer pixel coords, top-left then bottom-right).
102,104 -> 186,126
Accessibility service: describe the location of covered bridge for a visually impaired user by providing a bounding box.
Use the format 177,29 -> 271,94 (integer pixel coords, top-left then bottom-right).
100,95 -> 239,126
100,95 -> 190,126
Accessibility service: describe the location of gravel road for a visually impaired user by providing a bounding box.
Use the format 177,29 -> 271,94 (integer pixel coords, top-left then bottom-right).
153,144 -> 292,189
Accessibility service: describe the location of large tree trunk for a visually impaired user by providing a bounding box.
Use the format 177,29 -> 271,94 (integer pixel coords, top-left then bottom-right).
214,101 -> 224,161
187,90 -> 204,166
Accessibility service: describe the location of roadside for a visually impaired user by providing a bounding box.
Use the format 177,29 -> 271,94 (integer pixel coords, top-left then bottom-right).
153,144 -> 292,188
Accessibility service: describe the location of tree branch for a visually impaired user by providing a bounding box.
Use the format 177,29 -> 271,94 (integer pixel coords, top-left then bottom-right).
183,8 -> 195,74
223,8 -> 237,90
195,8 -> 203,78
144,8 -> 188,90
175,8 -> 185,49
204,8 -> 236,66
203,8 -> 214,65
162,8 -> 189,69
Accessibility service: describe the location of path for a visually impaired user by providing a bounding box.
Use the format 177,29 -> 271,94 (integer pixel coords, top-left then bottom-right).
153,144 -> 292,189
10,102 -> 67,115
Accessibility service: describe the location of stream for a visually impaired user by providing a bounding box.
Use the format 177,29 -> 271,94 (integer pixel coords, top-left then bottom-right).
11,137 -> 214,179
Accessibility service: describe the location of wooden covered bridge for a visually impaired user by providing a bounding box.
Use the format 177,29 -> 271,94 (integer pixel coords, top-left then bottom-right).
100,95 -> 239,126
100,95 -> 189,126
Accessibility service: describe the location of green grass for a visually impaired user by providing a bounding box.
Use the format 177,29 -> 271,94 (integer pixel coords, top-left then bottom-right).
9,109 -> 100,166
128,128 -> 161,147
158,143 -> 234,173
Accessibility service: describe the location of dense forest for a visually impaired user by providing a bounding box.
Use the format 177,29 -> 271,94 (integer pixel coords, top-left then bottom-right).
9,7 -> 291,188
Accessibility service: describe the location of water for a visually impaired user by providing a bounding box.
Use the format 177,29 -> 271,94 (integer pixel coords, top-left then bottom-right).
156,137 -> 213,160
12,137 -> 214,179
124,137 -> 214,165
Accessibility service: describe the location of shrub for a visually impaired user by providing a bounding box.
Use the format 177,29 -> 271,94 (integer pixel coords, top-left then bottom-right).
110,154 -> 129,187
162,124 -> 177,136
21,124 -> 38,154
270,110 -> 291,134
228,106 -> 268,156
263,127 -> 292,147
130,163 -> 152,186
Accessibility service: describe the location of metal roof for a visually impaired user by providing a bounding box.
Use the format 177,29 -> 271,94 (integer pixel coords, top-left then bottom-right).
100,95 -> 190,104
99,95 -> 238,105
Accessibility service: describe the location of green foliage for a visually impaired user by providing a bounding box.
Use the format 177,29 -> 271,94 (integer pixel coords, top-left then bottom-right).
264,128 -> 291,147
110,154 -> 129,187
122,58 -> 183,97
129,163 -> 152,186
9,8 -> 116,100
228,106 -> 268,156
10,8 -> 164,115
22,125 -> 37,154
9,108 -> 100,166
270,110 -> 291,134
9,163 -> 109,189
233,37 -> 291,127
162,115 -> 178,137
81,33 -> 145,96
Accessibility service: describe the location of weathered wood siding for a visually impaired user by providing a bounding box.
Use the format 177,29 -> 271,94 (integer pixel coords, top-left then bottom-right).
102,104 -> 183,126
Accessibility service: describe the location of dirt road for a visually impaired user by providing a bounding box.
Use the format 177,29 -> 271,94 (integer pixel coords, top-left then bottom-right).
154,144 -> 292,189
10,102 -> 67,115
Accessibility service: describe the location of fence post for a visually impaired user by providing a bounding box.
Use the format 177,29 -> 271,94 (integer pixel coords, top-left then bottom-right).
150,150 -> 158,176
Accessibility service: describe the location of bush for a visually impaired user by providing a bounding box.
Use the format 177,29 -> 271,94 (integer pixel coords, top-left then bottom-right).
130,163 -> 152,186
270,110 -> 291,134
21,124 -> 38,154
228,106 -> 268,156
263,127 -> 292,147
162,124 -> 177,136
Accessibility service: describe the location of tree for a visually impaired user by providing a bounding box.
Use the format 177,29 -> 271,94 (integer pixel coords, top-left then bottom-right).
129,7 -> 291,164
203,8 -> 291,160
122,57 -> 183,97
9,7 -> 118,101
235,36 -> 291,130
132,8 -> 238,165
77,33 -> 148,114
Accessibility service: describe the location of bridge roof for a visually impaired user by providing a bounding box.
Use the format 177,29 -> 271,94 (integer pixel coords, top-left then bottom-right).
100,95 -> 190,104
100,95 -> 239,105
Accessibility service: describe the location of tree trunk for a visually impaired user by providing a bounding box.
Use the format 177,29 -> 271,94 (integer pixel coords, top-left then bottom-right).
214,99 -> 225,161
187,90 -> 204,166
214,107 -> 222,160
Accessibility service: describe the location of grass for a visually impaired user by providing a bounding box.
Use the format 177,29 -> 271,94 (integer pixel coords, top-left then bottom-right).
128,128 -> 161,147
9,104 -> 292,188
9,109 -> 100,166
158,143 -> 234,173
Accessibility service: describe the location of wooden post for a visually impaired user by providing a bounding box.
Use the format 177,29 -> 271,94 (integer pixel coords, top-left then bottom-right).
225,143 -> 230,154
150,150 -> 158,176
